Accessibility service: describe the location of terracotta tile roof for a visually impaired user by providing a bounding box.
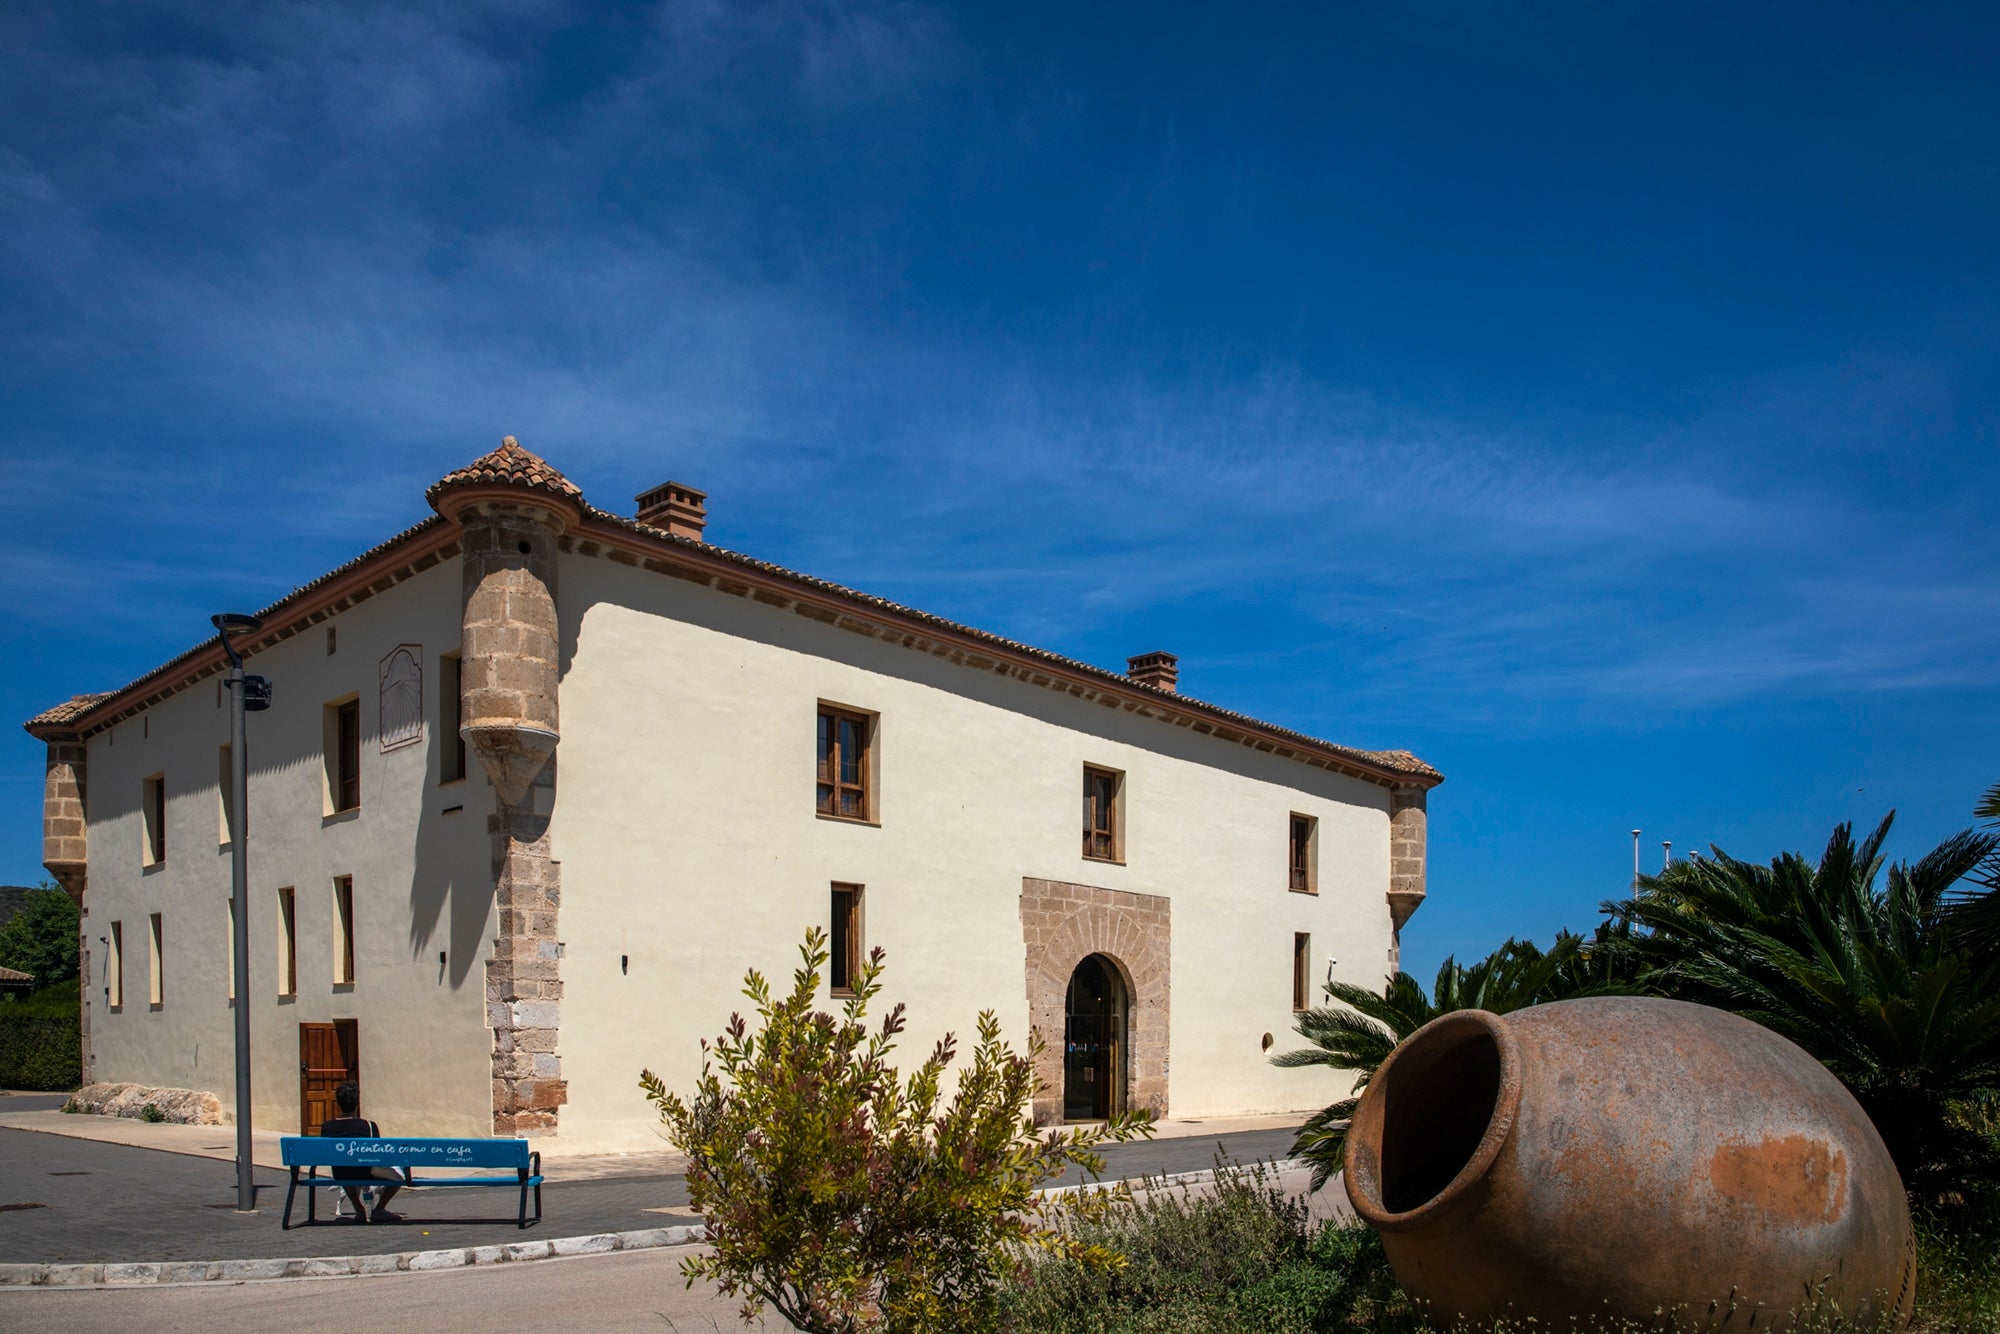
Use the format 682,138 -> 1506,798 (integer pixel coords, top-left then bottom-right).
24,693 -> 113,731
584,504 -> 1443,785
22,516 -> 451,739
23,441 -> 1441,788
0,965 -> 32,984
426,436 -> 584,508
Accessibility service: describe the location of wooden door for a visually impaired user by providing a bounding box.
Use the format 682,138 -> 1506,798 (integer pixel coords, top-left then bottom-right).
299,1020 -> 359,1134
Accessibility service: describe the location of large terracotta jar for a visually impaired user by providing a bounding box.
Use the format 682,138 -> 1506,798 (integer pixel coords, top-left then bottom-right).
1343,997 -> 1914,1330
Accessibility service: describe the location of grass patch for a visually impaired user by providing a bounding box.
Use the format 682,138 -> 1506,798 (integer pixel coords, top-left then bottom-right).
1910,1205 -> 2000,1333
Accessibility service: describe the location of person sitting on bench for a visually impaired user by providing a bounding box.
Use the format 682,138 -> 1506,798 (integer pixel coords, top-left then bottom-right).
318,1081 -> 406,1223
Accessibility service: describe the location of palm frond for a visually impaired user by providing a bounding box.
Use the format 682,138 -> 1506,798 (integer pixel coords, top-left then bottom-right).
1621,803 -> 2000,1201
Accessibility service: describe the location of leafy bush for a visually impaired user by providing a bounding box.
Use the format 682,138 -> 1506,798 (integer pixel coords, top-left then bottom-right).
139,1102 -> 166,1123
1004,1158 -> 1997,1333
1002,1159 -> 1405,1333
0,884 -> 80,987
0,979 -> 80,1090
642,929 -> 1149,1334
5,976 -> 81,1017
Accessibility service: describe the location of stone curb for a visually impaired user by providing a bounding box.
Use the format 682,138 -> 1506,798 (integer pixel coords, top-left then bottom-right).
1038,1156 -> 1308,1198
0,1158 -> 1309,1289
0,1224 -> 707,1290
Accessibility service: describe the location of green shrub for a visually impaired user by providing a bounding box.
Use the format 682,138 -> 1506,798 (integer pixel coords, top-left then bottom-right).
6,976 -> 81,1017
140,1103 -> 165,1123
0,885 -> 79,987
1001,1159 -> 1407,1333
0,980 -> 80,1090
642,929 -> 1149,1334
1001,1160 -> 1999,1334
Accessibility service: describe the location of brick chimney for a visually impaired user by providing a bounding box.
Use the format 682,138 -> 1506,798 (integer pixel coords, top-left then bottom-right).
634,481 -> 707,541
1126,651 -> 1179,693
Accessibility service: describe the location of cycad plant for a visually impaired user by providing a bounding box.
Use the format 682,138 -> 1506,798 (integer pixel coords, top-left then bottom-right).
1606,811 -> 2000,1204
1941,781 -> 2000,956
1271,933 -> 1627,1189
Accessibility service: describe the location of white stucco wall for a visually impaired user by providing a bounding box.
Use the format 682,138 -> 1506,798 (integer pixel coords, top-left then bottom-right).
78,560 -> 495,1136
549,553 -> 1398,1153
68,538 -> 1416,1152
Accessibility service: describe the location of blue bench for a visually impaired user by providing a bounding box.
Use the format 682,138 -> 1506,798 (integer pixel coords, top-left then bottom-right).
279,1136 -> 544,1230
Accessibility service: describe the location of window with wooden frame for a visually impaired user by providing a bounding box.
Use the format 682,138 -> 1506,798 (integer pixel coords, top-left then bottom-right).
107,920 -> 124,1009
333,877 -> 356,987
1293,932 -> 1312,1012
816,706 -> 873,821
439,653 -> 467,784
326,697 -> 361,813
277,887 -> 298,997
142,773 -> 167,865
1083,765 -> 1123,862
1288,814 -> 1318,893
148,912 -> 164,1007
830,884 -> 863,995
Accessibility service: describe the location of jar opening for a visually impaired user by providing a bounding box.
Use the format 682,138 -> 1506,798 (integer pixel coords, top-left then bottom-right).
1378,1021 -> 1504,1213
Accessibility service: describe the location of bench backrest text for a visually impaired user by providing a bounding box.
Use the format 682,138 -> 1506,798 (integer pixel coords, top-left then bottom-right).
280,1136 -> 533,1170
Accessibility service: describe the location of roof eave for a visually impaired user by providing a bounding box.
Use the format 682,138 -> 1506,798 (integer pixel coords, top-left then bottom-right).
570,507 -> 1444,792
21,517 -> 458,742
20,498 -> 1444,793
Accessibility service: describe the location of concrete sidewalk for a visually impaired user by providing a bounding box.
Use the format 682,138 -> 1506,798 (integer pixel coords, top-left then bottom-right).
0,1095 -> 683,1180
0,1097 -> 1301,1179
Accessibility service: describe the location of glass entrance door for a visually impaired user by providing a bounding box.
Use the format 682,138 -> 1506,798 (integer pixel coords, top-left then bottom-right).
1063,955 -> 1127,1121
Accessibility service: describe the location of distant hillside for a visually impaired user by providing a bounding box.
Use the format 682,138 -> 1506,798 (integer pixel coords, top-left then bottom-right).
0,886 -> 38,931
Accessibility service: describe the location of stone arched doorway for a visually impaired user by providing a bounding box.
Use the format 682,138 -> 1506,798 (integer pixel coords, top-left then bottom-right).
1021,878 -> 1170,1124
1064,954 -> 1128,1120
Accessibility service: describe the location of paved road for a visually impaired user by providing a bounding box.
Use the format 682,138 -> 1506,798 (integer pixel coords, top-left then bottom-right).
0,1122 -> 1300,1264
0,1244 -> 766,1333
0,1094 -> 70,1112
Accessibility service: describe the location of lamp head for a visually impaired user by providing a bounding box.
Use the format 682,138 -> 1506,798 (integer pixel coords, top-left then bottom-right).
212,613 -> 263,672
211,613 -> 262,638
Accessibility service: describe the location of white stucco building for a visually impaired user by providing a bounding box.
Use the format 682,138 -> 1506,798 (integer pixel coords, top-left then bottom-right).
28,439 -> 1439,1151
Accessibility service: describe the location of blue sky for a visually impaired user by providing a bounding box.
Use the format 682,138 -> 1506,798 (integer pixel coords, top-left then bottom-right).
3,2 -> 1996,983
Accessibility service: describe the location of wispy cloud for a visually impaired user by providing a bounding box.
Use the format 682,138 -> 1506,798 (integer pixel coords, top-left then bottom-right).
1,0 -> 1994,746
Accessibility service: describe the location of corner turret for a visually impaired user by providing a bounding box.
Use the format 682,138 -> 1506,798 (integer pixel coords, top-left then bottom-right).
428,437 -> 581,1135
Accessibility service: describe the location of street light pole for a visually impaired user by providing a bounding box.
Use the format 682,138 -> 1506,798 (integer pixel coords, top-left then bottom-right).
213,614 -> 267,1213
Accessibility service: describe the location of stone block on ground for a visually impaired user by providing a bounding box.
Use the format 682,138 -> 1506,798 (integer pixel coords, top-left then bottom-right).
64,1082 -> 224,1126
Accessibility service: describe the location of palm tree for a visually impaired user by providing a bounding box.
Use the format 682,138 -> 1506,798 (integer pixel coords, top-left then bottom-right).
1941,781 -> 2000,955
1606,812 -> 2000,1203
1272,934 -> 1625,1190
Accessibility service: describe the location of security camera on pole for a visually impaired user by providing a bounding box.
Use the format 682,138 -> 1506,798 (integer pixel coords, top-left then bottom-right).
212,613 -> 270,1213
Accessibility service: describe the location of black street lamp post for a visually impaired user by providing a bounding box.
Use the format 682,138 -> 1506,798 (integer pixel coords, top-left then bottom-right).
212,613 -> 269,1213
